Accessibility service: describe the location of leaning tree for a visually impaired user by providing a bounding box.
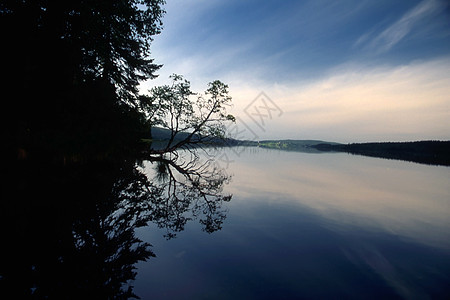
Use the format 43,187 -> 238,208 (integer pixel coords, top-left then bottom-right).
140,74 -> 236,155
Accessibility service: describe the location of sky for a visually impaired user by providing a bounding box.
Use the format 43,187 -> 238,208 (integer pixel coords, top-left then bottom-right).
140,0 -> 450,142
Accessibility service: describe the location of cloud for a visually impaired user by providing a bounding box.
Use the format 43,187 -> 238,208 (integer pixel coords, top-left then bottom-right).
141,1 -> 450,142
146,0 -> 450,93
142,55 -> 450,143
357,0 -> 445,53
229,57 -> 450,142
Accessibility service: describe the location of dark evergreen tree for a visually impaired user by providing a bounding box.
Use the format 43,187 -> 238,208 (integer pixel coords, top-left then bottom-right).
1,0 -> 165,160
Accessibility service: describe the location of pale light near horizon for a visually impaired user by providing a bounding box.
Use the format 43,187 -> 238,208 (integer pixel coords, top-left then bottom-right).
228,57 -> 450,142
141,0 -> 450,143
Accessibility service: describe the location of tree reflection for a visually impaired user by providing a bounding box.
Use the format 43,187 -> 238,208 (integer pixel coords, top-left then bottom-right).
146,151 -> 232,239
0,150 -> 232,299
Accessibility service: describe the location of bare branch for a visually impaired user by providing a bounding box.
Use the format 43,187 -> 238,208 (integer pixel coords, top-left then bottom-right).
141,75 -> 235,155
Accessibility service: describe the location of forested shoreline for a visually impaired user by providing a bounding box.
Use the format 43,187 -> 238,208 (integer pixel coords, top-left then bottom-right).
312,141 -> 450,166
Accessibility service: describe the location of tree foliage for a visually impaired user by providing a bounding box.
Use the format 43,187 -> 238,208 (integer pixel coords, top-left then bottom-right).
142,74 -> 236,154
1,0 -> 165,159
1,0 -> 165,99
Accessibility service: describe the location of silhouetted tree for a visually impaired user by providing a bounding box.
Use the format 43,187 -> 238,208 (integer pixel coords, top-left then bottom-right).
141,74 -> 236,154
1,0 -> 165,160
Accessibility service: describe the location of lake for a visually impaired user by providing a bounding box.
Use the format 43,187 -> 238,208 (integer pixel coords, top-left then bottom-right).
134,147 -> 450,299
1,147 -> 449,299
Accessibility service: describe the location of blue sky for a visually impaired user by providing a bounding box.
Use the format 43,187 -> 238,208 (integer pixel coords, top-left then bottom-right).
141,0 -> 450,142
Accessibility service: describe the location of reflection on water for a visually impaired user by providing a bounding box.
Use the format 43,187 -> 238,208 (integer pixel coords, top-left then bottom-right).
134,147 -> 450,299
0,151 -> 231,298
1,161 -> 153,298
1,147 -> 449,299
140,153 -> 232,239
227,148 -> 450,250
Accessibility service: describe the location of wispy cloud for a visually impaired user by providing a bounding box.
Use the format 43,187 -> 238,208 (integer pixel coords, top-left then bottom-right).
142,1 -> 450,142
229,57 -> 450,142
356,0 -> 444,54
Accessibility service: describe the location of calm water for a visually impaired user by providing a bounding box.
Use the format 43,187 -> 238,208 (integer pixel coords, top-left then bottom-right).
1,147 -> 449,299
135,147 -> 450,299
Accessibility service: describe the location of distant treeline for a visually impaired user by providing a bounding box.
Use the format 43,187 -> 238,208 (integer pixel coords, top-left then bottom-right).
150,127 -> 450,167
312,141 -> 450,166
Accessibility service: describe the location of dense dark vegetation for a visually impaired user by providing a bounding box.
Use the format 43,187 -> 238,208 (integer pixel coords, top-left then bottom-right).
312,141 -> 450,166
0,1 -> 164,297
1,0 -> 165,162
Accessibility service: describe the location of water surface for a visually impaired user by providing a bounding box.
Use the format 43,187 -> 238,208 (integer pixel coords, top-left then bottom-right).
135,147 -> 450,299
